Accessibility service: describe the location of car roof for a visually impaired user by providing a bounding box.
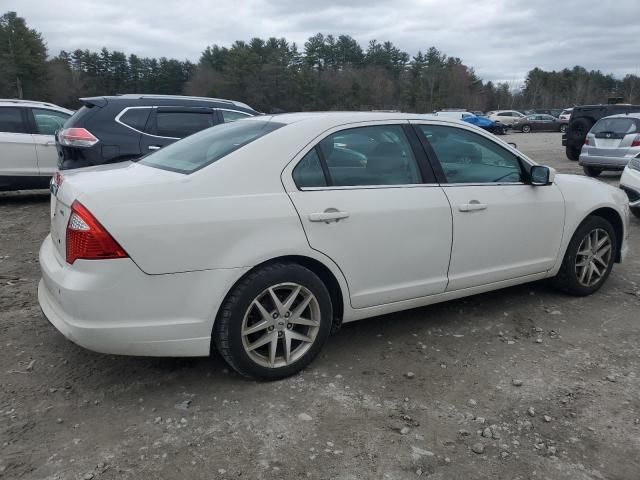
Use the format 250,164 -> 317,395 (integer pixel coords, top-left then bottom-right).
88,94 -> 254,111
598,112 -> 640,120
0,98 -> 73,113
244,111 -> 465,128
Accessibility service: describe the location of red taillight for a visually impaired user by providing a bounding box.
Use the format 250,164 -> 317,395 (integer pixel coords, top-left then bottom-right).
632,135 -> 640,147
66,201 -> 128,264
58,127 -> 99,147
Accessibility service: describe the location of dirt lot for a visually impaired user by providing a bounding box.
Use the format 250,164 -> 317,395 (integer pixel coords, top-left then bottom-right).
1,132 -> 639,480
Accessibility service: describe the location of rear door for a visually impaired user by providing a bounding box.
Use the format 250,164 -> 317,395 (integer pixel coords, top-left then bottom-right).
0,106 -> 38,180
283,121 -> 453,309
139,107 -> 215,153
29,108 -> 71,176
589,117 -> 640,157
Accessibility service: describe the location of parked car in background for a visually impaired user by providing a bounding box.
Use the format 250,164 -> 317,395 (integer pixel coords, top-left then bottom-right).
40,112 -> 629,379
558,108 -> 573,132
0,99 -> 73,191
56,94 -> 258,170
532,109 -> 563,118
434,110 -> 475,120
579,113 -> 640,177
620,157 -> 640,218
463,115 -> 507,134
512,114 -> 562,133
471,111 -> 485,116
487,110 -> 525,126
562,104 -> 640,161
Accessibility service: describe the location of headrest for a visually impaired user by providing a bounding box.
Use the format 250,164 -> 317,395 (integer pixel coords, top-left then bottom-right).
366,142 -> 406,173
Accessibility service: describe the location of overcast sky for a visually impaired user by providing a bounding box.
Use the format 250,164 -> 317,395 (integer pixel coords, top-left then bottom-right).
5,0 -> 640,84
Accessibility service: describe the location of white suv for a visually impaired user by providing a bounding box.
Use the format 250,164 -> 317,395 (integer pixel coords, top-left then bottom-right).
488,110 -> 525,127
0,99 -> 73,191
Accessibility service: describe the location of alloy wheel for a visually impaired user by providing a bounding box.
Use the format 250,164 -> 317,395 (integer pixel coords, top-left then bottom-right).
575,228 -> 612,287
241,283 -> 321,368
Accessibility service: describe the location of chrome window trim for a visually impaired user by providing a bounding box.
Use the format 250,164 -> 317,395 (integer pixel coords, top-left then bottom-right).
299,183 -> 440,192
217,108 -> 253,116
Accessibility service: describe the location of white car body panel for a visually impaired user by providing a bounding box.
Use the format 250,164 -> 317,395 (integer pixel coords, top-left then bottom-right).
0,132 -> 38,176
620,164 -> 640,209
38,112 -> 631,357
32,133 -> 60,176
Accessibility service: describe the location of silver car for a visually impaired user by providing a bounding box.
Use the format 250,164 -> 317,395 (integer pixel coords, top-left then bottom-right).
579,113 -> 640,177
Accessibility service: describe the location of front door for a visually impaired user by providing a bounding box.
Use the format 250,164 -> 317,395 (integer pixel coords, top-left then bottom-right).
413,122 -> 565,291
284,122 -> 453,309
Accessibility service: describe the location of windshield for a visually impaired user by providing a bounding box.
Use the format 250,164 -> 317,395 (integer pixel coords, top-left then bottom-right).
591,117 -> 640,136
140,119 -> 285,173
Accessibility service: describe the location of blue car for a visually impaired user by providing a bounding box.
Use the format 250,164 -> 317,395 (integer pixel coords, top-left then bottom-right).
463,115 -> 508,135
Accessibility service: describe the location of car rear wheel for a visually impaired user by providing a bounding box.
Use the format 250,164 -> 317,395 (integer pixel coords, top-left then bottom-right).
583,166 -> 602,177
549,216 -> 617,296
566,145 -> 580,161
213,262 -> 333,380
521,125 -> 531,133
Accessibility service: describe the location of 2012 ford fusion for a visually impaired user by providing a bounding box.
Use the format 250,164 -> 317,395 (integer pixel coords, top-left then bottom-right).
39,112 -> 630,379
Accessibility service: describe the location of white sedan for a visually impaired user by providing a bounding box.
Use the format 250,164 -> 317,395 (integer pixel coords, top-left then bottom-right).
39,112 -> 630,379
620,157 -> 640,218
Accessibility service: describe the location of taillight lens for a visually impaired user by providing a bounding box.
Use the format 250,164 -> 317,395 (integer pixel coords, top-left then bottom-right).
66,201 -> 128,264
584,137 -> 590,145
631,135 -> 640,147
58,128 -> 99,147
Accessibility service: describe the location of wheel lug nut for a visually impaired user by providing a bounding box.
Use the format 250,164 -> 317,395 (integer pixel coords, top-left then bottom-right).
268,326 -> 274,331
287,323 -> 292,329
278,331 -> 283,338
273,313 -> 279,319
284,312 -> 290,318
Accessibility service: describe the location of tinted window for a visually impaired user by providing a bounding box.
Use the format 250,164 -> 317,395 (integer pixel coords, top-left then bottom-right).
32,108 -> 70,135
419,125 -> 523,184
119,108 -> 151,131
140,119 -> 284,174
318,125 -> 421,186
498,112 -> 512,117
592,117 -> 639,135
0,107 -> 27,133
156,111 -> 214,138
293,148 -> 327,188
221,110 -> 251,123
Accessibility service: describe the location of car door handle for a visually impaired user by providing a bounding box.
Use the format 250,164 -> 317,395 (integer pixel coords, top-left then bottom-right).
148,145 -> 161,151
308,210 -> 350,223
459,201 -> 488,212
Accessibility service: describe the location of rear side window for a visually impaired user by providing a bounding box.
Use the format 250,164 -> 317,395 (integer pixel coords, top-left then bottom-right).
140,120 -> 284,174
32,108 -> 70,135
0,107 -> 27,133
118,108 -> 151,132
499,112 -> 511,117
592,117 -> 639,136
293,149 -> 327,188
156,111 -> 214,138
221,110 -> 251,123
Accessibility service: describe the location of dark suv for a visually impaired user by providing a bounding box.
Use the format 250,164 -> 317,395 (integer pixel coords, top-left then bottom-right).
562,104 -> 640,160
56,94 -> 258,169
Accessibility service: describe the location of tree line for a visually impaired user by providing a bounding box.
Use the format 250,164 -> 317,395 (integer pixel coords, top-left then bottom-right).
1,11 -> 639,113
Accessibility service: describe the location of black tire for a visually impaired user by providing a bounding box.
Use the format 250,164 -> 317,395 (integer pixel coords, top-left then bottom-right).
583,166 -> 602,177
521,124 -> 531,133
631,207 -> 640,219
213,262 -> 333,380
566,145 -> 581,161
549,216 -> 617,296
559,124 -> 567,133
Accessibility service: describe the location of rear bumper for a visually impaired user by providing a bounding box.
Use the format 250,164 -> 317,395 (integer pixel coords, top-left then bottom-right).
38,234 -> 248,357
578,153 -> 629,169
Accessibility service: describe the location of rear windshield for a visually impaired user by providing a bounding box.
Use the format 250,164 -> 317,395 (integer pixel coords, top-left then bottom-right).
592,117 -> 640,135
140,119 -> 285,174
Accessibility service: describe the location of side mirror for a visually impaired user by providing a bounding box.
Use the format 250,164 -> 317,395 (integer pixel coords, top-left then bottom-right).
508,142 -> 518,149
530,165 -> 555,186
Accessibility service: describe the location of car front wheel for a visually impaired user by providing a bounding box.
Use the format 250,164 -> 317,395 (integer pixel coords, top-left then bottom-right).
521,124 -> 531,133
550,216 -> 617,296
213,262 -> 333,379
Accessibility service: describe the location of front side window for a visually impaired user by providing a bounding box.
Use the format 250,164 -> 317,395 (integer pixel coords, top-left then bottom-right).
140,119 -> 284,174
32,108 -> 70,135
0,107 -> 27,133
118,108 -> 151,132
316,125 -> 421,187
156,111 -> 214,138
498,112 -> 511,117
221,110 -> 251,123
419,125 -> 523,184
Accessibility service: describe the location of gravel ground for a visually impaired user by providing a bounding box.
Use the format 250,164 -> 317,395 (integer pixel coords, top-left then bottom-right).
1,132 -> 639,480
